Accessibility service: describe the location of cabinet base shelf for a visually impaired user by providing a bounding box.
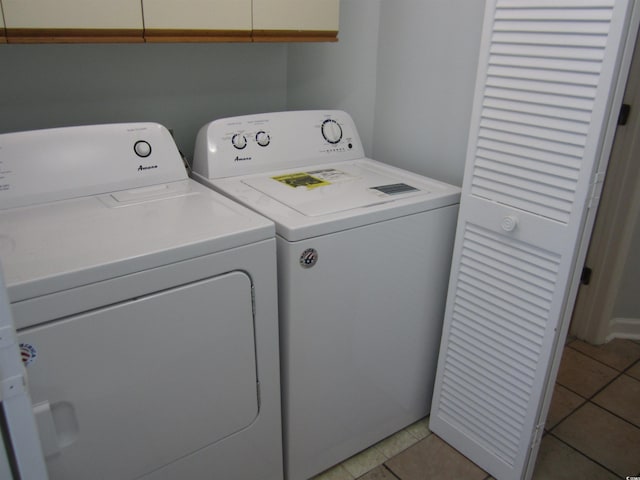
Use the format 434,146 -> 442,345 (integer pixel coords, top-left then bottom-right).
6,28 -> 144,43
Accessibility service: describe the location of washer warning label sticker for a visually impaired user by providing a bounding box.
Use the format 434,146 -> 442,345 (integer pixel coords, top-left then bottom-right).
272,169 -> 355,189
272,172 -> 330,189
305,169 -> 352,182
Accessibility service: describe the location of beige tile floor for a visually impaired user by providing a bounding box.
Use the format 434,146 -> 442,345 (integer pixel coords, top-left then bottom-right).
312,338 -> 640,480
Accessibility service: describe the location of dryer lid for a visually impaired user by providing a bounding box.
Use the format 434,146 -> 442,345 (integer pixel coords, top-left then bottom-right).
241,161 -> 427,217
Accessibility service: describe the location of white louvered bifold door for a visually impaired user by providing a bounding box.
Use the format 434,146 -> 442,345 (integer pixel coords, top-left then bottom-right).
430,1 -> 639,479
0,266 -> 48,480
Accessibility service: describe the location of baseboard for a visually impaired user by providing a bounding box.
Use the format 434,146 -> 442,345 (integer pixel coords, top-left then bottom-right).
606,317 -> 640,342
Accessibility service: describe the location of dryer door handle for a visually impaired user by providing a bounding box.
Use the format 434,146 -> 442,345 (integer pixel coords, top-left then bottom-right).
33,400 -> 79,458
33,401 -> 60,458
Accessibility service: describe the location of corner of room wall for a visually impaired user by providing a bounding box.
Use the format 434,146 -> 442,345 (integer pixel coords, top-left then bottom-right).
285,0 -> 382,155
372,0 -> 486,186
285,1 -> 486,186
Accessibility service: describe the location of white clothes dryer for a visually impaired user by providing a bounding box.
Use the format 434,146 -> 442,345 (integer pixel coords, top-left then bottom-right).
192,110 -> 461,480
0,123 -> 283,480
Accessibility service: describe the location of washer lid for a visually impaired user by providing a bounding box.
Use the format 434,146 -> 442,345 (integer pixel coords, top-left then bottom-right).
241,161 -> 427,217
207,158 -> 461,242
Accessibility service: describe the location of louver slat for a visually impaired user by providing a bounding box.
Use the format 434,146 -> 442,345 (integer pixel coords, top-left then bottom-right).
439,224 -> 561,466
470,3 -> 613,223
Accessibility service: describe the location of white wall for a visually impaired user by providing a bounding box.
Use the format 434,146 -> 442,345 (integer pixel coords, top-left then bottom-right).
0,43 -> 288,161
287,0 -> 485,186
610,208 -> 640,338
373,0 -> 485,186
287,0 -> 381,155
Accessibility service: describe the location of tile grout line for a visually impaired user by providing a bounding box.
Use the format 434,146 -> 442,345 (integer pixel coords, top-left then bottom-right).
566,341 -> 640,373
589,398 -> 640,431
578,357 -> 640,430
546,430 -> 622,478
544,393 -> 589,433
552,373 -> 640,432
622,357 -> 640,376
557,361 -> 623,402
340,419 -> 433,479
379,464 -> 402,480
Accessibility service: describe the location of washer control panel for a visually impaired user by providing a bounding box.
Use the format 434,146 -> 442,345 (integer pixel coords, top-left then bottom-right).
193,110 -> 365,179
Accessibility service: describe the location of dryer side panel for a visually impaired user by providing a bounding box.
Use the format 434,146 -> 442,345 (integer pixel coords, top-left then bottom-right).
18,270 -> 258,480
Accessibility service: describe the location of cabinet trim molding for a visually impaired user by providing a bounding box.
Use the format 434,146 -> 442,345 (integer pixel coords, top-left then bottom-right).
6,28 -> 143,43
144,29 -> 251,43
252,29 -> 337,42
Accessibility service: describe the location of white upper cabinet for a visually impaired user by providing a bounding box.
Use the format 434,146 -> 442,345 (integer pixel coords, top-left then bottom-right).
0,0 -> 338,42
1,0 -> 143,42
253,0 -> 339,41
142,0 -> 252,42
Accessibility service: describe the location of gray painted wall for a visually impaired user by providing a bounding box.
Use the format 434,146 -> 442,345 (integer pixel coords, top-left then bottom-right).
0,43 -> 288,161
1,1 -> 484,185
614,211 -> 640,320
287,0 -> 381,155
372,0 -> 485,186
288,0 -> 485,186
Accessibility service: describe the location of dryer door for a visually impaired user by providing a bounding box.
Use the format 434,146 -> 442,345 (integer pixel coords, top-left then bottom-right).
18,270 -> 258,480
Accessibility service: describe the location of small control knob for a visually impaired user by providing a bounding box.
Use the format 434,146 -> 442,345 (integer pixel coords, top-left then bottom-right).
134,140 -> 152,158
256,131 -> 270,147
321,119 -> 343,144
501,215 -> 519,232
232,134 -> 247,150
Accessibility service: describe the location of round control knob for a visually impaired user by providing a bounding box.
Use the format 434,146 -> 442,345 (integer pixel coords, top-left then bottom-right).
134,140 -> 152,158
256,131 -> 270,147
321,119 -> 343,144
501,215 -> 519,232
232,134 -> 247,150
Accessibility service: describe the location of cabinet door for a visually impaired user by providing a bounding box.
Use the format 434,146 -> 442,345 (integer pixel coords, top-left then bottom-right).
2,0 -> 143,43
252,0 -> 339,42
143,0 -> 252,42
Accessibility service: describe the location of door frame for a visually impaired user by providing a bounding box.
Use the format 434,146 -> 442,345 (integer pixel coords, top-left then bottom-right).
570,26 -> 640,344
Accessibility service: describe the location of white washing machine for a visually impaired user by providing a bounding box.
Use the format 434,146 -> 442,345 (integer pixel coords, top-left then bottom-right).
192,110 -> 461,480
0,123 -> 283,480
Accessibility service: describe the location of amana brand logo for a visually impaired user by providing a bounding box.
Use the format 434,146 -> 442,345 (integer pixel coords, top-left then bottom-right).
138,164 -> 158,171
234,156 -> 252,162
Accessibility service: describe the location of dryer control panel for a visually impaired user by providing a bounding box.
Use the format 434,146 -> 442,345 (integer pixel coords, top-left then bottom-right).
193,110 -> 365,179
0,123 -> 187,210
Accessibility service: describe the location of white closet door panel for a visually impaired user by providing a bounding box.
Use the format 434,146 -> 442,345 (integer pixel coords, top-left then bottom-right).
142,0 -> 251,30
430,1 -> 638,479
252,0 -> 339,31
0,268 -> 48,479
2,0 -> 142,29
